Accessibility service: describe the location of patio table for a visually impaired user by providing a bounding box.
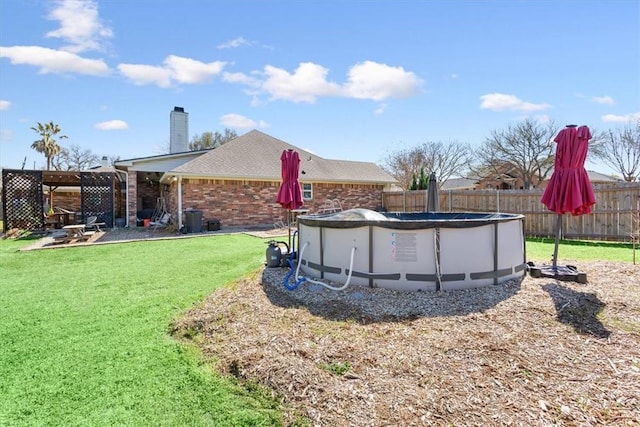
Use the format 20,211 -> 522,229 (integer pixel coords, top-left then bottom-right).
53,224 -> 95,244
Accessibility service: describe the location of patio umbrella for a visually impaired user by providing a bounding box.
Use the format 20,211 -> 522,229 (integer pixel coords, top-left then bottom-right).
540,124 -> 595,274
276,149 -> 303,249
426,172 -> 439,212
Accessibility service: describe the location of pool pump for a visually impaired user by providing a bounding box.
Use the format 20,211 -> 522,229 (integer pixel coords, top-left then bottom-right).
265,240 -> 289,268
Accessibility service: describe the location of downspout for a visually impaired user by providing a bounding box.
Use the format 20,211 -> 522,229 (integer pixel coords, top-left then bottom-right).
125,173 -> 129,227
177,175 -> 183,229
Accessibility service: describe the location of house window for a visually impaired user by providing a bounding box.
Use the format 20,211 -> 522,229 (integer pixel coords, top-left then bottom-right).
302,183 -> 313,200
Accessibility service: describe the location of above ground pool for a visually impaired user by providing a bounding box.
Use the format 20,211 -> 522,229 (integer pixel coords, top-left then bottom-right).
295,209 -> 526,291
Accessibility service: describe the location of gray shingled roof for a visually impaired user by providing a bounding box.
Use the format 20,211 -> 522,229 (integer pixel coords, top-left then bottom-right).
171,130 -> 397,184
586,170 -> 621,182
441,177 -> 478,190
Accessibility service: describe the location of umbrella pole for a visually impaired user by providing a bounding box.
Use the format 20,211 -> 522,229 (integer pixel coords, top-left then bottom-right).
552,214 -> 561,269
288,209 -> 292,253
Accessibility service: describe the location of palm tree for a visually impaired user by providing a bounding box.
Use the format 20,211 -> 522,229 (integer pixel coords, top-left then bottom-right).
31,121 -> 68,170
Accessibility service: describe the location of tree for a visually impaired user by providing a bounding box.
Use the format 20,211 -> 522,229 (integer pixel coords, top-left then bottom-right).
408,173 -> 418,190
591,120 -> 640,182
473,118 -> 558,190
30,121 -> 68,170
189,128 -> 238,151
418,167 -> 429,190
108,155 -> 121,165
51,144 -> 100,171
382,140 -> 471,190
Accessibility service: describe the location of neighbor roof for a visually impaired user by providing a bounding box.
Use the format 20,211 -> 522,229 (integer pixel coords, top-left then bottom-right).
169,130 -> 397,184
586,170 -> 621,182
441,177 -> 478,190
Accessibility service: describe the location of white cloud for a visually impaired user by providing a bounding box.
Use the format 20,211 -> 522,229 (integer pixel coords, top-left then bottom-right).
117,64 -> 172,87
0,129 -> 12,142
45,0 -> 113,53
118,55 -> 227,87
261,62 -> 342,103
222,71 -> 261,86
601,112 -> 640,123
479,93 -> 551,112
0,45 -> 110,75
164,55 -> 226,84
0,100 -> 11,110
343,61 -> 423,101
592,95 -> 615,106
374,103 -> 387,115
249,95 -> 263,108
217,37 -> 252,49
219,113 -> 269,129
94,120 -> 128,130
248,61 -> 422,103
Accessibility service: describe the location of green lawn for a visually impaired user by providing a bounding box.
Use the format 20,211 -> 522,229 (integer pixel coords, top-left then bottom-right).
0,235 -> 283,427
0,233 -> 634,427
526,237 -> 635,263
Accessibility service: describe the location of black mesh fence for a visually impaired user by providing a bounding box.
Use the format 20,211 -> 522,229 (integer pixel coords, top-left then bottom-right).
2,169 -> 44,232
81,172 -> 115,227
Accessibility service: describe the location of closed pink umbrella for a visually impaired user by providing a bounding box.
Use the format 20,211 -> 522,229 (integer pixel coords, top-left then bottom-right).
536,124 -> 595,281
541,125 -> 595,216
276,149 -> 303,249
276,149 -> 303,210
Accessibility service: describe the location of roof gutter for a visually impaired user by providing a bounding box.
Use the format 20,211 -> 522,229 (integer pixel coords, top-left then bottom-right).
161,172 -> 396,185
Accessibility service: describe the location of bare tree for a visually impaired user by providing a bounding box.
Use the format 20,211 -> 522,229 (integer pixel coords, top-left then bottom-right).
108,155 -> 121,165
51,144 -> 100,171
473,118 -> 558,189
591,120 -> 640,182
154,138 -> 171,155
189,129 -> 238,151
381,140 -> 472,190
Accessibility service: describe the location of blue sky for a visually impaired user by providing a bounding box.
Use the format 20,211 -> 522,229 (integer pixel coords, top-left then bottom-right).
1,0 -> 638,176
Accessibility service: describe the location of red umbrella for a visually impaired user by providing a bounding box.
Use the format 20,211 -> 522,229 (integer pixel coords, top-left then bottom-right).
541,125 -> 595,216
276,149 -> 303,210
540,124 -> 595,273
276,149 -> 303,250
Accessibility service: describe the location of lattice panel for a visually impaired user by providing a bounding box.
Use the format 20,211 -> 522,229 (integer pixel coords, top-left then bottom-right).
81,172 -> 114,227
2,169 -> 44,231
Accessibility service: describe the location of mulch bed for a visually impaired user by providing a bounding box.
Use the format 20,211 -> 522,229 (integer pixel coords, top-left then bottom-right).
173,261 -> 640,426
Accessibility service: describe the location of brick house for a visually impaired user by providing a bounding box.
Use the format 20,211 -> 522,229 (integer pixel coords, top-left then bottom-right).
115,130 -> 397,229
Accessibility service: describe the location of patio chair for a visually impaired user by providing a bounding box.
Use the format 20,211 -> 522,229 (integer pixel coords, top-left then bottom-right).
319,199 -> 343,214
150,213 -> 171,231
85,216 -> 106,231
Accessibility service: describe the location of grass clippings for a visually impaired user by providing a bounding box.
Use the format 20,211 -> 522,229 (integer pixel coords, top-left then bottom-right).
174,261 -> 640,426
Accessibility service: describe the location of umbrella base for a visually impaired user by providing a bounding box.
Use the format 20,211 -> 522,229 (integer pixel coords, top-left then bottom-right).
527,262 -> 587,284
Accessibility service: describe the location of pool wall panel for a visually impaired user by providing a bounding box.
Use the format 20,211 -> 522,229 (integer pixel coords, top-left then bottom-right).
322,226 -> 370,286
372,227 -> 437,291
439,226 -> 494,289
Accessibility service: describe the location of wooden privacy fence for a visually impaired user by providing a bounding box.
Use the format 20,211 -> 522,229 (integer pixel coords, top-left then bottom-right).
382,183 -> 640,241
